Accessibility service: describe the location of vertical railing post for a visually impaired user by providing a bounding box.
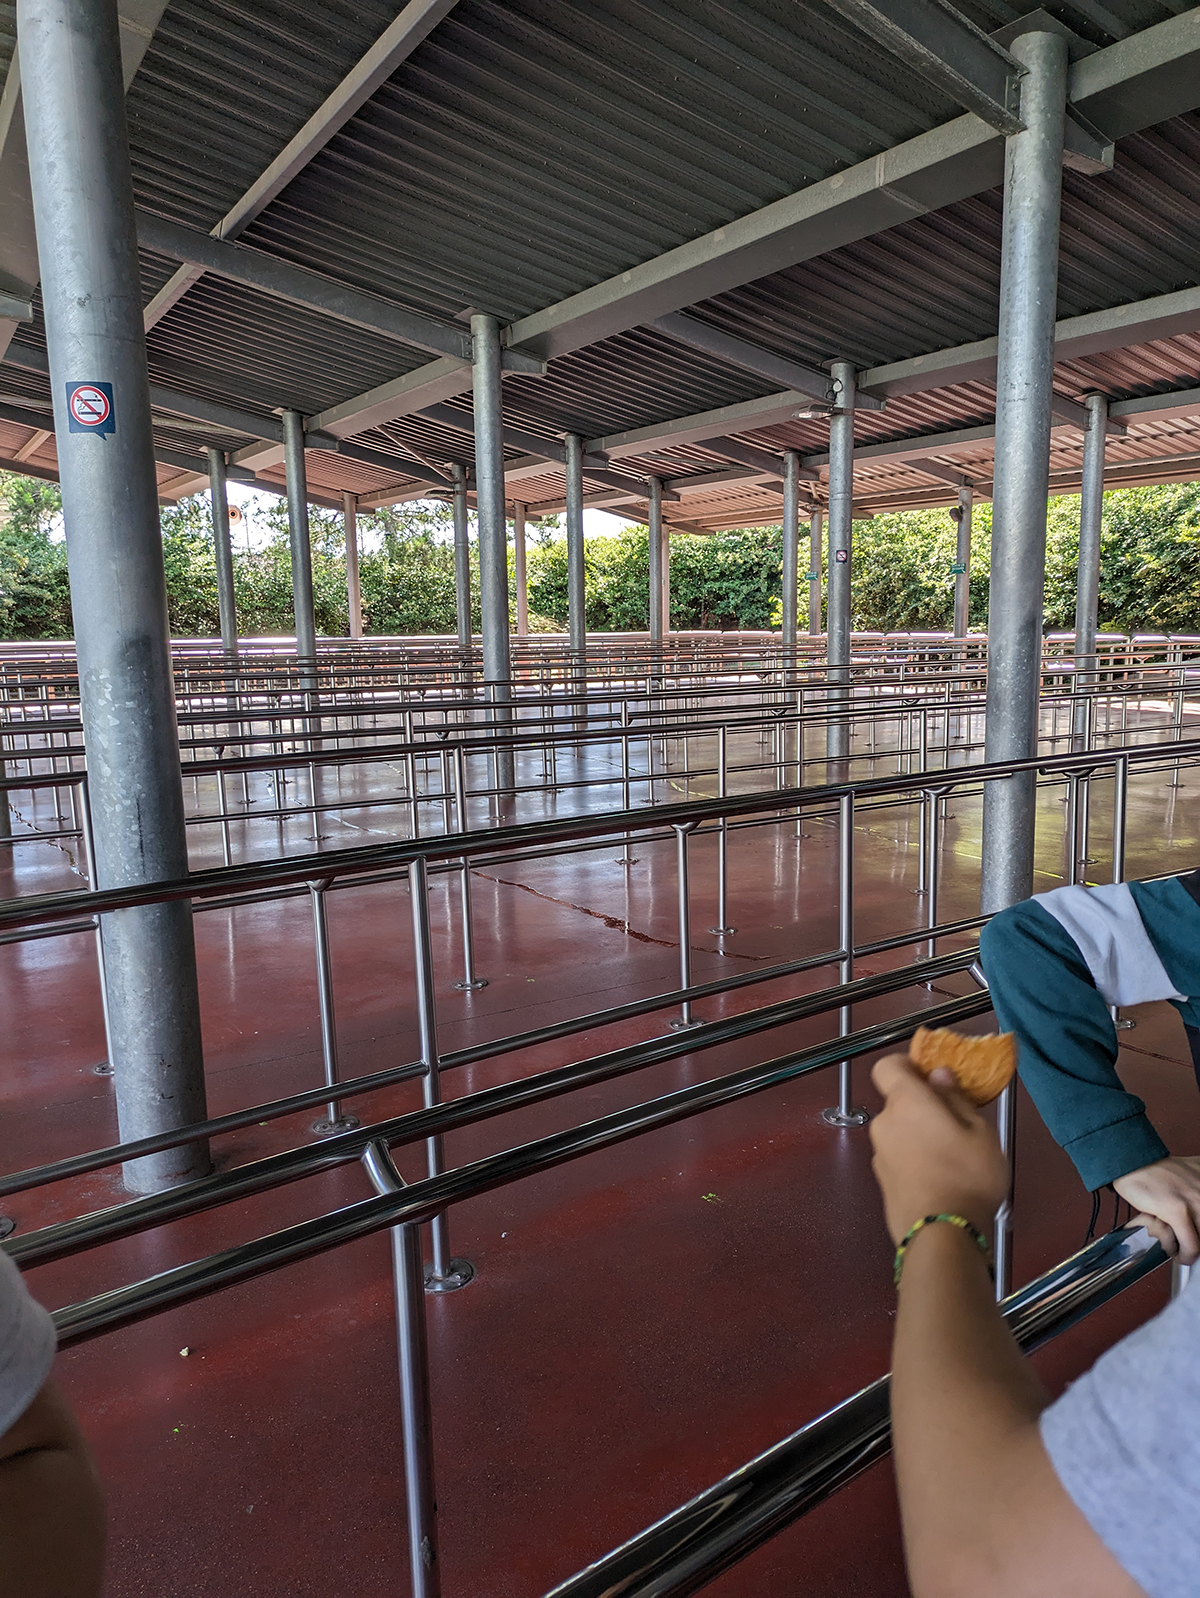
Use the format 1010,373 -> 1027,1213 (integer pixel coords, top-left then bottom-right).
823,791 -> 868,1126
451,746 -> 487,992
709,724 -> 736,936
409,854 -> 475,1291
308,879 -> 359,1135
993,1080 -> 1018,1301
670,822 -> 702,1030
360,1141 -> 441,1598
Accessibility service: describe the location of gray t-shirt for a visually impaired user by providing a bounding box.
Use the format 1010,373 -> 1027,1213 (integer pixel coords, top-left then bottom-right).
0,1248 -> 55,1434
1041,1266 -> 1200,1598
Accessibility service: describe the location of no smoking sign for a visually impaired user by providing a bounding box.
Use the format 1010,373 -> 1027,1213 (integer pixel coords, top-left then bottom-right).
66,381 -> 115,436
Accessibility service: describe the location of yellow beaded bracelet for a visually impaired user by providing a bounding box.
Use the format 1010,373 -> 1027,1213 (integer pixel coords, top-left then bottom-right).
894,1212 -> 994,1287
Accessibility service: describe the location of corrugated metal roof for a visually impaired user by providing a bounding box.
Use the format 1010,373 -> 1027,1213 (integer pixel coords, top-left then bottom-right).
6,0 -> 1200,522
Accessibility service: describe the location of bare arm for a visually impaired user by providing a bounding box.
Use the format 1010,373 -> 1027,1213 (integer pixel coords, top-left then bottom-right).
0,1379 -> 105,1598
872,1054 -> 1145,1598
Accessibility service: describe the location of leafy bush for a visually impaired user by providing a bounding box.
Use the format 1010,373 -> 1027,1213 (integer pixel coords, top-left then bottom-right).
5,470 -> 1200,640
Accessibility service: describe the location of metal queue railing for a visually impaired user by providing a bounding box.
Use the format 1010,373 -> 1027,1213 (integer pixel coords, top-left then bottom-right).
542,1225 -> 1168,1598
0,628 -> 1191,755
0,725 -> 1194,1138
0,739 -> 1196,1594
0,662 -> 1195,886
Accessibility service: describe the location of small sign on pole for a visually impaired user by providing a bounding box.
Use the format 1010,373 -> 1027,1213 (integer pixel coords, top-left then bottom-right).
66,381 -> 115,437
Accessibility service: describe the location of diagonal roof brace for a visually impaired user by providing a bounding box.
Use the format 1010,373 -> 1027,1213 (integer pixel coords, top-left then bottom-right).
651,312 -> 885,412
908,456 -> 970,488
135,210 -> 544,373
415,402 -> 609,467
820,0 -> 1025,135
692,435 -> 822,482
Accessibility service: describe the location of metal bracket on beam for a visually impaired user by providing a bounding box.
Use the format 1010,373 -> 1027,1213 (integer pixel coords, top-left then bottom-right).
0,292 -> 33,322
822,0 -> 1025,136
1062,106 -> 1115,174
1051,391 -> 1126,435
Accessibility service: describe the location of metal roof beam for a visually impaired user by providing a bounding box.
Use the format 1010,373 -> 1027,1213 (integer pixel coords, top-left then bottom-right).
861,283 -> 1200,412
142,0 -> 462,329
650,311 -> 887,409
297,11 -> 1200,448
907,456 -> 969,488
415,401 -> 608,467
2,339 -> 298,446
820,0 -> 1024,135
139,211 -> 497,367
588,392 -> 816,462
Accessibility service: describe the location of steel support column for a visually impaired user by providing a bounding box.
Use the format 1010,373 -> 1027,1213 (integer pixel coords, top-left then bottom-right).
1073,393 -> 1107,747
471,315 -> 514,793
826,363 -> 856,763
452,462 -> 471,650
808,508 -> 824,636
981,29 -> 1069,914
512,499 -> 528,638
20,0 -> 209,1192
282,408 -> 317,672
781,450 -> 800,653
566,433 -> 586,653
952,483 -> 973,639
207,446 -> 238,657
344,491 -> 362,640
648,476 -> 664,644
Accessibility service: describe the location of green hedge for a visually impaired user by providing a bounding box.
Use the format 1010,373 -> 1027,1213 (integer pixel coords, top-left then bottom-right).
3,471 -> 1200,639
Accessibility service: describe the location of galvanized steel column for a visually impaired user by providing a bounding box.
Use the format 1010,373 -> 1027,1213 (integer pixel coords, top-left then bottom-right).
808,507 -> 824,636
566,433 -> 586,653
207,446 -> 238,657
1073,394 -> 1107,746
512,499 -> 529,638
781,451 -> 800,653
452,462 -> 471,649
647,476 -> 664,643
826,363 -> 856,761
953,484 -> 973,639
20,0 -> 209,1191
471,315 -> 514,791
343,491 -> 362,640
283,408 -> 317,671
981,29 -> 1069,914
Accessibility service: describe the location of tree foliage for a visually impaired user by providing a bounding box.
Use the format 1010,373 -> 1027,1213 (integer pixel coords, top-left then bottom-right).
3,471 -> 1200,639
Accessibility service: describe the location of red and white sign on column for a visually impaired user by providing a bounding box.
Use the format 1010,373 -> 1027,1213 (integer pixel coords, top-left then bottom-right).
65,381 -> 116,436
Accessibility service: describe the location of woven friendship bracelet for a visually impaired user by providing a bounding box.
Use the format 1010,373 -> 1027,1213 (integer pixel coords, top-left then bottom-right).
893,1212 -> 994,1288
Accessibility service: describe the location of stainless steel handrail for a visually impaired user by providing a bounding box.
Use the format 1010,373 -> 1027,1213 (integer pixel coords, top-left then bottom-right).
1,737 -> 1192,933
542,1225 -> 1168,1598
0,940 -> 981,1200
42,990 -> 990,1348
9,950 -> 982,1264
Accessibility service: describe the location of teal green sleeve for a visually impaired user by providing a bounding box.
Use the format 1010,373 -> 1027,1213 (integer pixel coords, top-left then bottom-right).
978,901 -> 1169,1191
1128,877 -> 1200,1027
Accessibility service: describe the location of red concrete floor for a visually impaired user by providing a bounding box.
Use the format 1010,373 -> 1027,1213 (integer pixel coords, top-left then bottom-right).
0,743 -> 1197,1596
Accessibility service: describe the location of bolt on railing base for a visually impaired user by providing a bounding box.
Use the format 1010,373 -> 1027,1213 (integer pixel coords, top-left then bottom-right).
312,1114 -> 361,1137
707,925 -> 737,936
452,977 -> 488,991
821,1105 -> 869,1127
423,1257 -> 475,1294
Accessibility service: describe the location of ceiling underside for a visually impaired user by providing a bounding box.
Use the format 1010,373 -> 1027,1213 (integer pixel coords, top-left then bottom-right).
4,0 -> 1200,528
